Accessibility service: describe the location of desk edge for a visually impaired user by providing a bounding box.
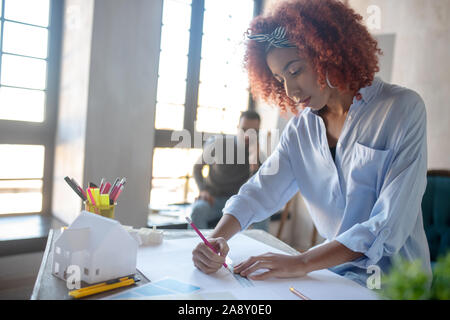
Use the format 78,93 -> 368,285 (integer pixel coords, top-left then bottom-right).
30,229 -> 54,300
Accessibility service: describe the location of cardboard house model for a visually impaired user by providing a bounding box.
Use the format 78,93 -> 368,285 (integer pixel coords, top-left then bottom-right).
52,211 -> 140,284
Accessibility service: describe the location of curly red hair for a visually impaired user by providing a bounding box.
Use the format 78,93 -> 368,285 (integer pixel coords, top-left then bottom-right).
244,0 -> 382,114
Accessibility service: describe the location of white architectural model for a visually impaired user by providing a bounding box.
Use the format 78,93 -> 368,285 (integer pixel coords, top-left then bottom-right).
52,211 -> 140,284
123,225 -> 164,245
138,226 -> 164,245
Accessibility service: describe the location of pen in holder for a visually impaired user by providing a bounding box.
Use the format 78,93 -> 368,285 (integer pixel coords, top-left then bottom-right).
64,176 -> 126,220
84,201 -> 116,219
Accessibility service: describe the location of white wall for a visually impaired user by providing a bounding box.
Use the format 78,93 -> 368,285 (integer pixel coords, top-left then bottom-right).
52,0 -> 95,225
53,0 -> 163,227
348,0 -> 450,170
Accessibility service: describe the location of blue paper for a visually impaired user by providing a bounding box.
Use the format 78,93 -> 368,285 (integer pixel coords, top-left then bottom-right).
154,278 -> 201,293
134,284 -> 174,296
108,278 -> 201,299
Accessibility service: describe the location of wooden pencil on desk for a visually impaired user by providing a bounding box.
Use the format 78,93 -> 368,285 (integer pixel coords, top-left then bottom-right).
289,286 -> 311,300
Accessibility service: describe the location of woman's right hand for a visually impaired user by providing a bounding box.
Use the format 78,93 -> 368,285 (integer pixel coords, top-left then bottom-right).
192,237 -> 229,274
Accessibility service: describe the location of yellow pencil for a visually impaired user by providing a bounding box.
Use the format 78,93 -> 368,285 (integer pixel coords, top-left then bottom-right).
69,276 -> 136,299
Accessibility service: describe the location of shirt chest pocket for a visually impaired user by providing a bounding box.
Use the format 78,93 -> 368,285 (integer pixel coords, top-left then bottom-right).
347,142 -> 392,198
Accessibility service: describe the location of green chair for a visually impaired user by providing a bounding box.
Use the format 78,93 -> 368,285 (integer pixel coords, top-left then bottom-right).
421,170 -> 450,262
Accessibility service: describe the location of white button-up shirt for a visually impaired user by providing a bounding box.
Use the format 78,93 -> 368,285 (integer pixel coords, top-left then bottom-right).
223,77 -> 432,286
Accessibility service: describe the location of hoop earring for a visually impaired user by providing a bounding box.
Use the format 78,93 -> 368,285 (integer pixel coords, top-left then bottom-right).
326,71 -> 336,89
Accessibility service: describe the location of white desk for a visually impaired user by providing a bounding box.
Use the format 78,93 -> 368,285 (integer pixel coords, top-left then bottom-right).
31,228 -> 377,300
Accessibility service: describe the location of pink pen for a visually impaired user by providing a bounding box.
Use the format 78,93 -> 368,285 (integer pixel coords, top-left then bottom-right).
77,186 -> 87,199
99,178 -> 105,193
111,178 -> 126,200
110,186 -> 118,201
112,185 -> 124,202
87,188 -> 98,214
87,188 -> 96,206
185,216 -> 228,269
101,182 -> 111,194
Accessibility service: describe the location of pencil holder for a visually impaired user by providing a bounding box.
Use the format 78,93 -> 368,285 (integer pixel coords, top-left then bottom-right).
84,201 -> 116,219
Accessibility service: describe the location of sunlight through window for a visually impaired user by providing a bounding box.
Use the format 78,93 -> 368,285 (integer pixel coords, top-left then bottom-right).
0,86 -> 45,122
150,148 -> 202,208
196,0 -> 254,134
0,0 -> 51,214
0,145 -> 45,214
151,0 -> 256,208
4,0 -> 50,27
1,54 -> 47,90
154,0 -> 192,130
0,0 -> 50,123
3,21 -> 48,58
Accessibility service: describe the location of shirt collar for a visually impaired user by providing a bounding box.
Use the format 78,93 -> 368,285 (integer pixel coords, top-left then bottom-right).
356,76 -> 383,105
305,77 -> 383,117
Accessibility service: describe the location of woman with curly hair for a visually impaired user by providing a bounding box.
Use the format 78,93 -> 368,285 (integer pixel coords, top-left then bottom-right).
191,0 -> 431,287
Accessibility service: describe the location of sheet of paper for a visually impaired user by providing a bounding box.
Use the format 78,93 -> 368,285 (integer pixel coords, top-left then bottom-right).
137,235 -> 255,292
136,233 -> 378,300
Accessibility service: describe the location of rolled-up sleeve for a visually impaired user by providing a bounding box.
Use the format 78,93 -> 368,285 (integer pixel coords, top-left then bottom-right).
335,94 -> 428,268
222,120 -> 300,230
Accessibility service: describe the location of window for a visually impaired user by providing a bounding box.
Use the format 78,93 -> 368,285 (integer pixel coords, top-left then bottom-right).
154,0 -> 191,131
0,144 -> 44,214
0,0 -> 50,122
0,0 -> 62,215
196,0 -> 254,134
150,0 -> 260,207
151,148 -> 203,208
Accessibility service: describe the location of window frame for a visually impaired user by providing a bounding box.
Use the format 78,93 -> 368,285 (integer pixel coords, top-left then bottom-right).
154,0 -> 261,148
0,0 -> 63,217
150,0 -> 261,206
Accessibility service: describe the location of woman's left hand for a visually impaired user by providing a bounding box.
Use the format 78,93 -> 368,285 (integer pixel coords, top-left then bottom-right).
233,252 -> 309,280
